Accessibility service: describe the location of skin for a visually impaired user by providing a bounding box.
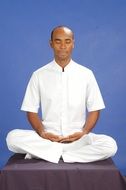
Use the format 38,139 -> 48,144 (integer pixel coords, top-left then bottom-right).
27,26 -> 100,142
50,27 -> 74,70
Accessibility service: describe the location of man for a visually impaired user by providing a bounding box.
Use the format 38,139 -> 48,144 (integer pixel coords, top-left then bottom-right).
6,26 -> 117,163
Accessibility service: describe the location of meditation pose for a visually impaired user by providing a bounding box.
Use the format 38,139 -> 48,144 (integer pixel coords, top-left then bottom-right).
6,26 -> 117,163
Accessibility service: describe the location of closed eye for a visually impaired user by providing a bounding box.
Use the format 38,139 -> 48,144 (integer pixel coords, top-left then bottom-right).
65,39 -> 71,44
54,39 -> 61,44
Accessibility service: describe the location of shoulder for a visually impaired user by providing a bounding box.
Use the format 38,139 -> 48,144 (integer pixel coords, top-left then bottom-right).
72,60 -> 94,76
30,61 -> 54,81
33,61 -> 53,75
28,61 -> 53,83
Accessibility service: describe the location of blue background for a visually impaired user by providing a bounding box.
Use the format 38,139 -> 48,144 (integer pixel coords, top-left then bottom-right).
0,0 -> 126,175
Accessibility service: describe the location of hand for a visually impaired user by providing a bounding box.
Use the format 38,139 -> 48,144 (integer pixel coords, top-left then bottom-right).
40,131 -> 63,142
59,132 -> 85,143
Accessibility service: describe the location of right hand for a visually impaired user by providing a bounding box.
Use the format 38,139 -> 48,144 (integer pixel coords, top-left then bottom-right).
40,131 -> 63,142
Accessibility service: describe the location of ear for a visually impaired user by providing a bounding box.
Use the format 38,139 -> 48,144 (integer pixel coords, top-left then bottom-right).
49,40 -> 53,48
72,40 -> 75,49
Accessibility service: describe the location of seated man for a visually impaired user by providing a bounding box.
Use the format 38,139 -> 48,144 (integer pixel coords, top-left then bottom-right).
6,26 -> 117,163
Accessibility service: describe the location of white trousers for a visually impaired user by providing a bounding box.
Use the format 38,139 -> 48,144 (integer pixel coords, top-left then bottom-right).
6,129 -> 117,163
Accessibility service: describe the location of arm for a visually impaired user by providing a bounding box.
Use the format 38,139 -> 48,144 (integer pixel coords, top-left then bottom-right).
27,112 -> 63,142
60,110 -> 100,142
82,110 -> 100,135
27,112 -> 44,135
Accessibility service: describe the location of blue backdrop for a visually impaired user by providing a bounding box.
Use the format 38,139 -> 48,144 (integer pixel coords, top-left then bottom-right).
0,0 -> 126,175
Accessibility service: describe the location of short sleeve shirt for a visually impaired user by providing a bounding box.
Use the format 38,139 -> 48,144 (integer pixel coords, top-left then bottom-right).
21,60 -> 105,136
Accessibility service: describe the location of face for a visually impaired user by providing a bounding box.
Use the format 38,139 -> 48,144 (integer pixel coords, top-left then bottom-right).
50,27 -> 74,62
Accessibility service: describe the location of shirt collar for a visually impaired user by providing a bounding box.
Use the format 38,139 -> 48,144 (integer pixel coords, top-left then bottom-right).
52,59 -> 74,72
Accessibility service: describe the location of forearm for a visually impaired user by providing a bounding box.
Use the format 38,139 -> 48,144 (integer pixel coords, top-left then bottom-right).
26,112 -> 63,142
27,112 -> 45,135
83,110 -> 100,134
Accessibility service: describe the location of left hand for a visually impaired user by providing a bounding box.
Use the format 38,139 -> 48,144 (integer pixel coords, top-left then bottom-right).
59,132 -> 85,143
40,131 -> 64,142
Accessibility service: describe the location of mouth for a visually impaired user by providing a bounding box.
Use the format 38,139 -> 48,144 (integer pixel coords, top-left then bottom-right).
58,51 -> 67,56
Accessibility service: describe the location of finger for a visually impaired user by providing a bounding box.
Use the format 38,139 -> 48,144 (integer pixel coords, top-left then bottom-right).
59,137 -> 70,143
49,136 -> 62,142
68,136 -> 80,142
69,133 -> 80,138
60,139 -> 69,143
69,134 -> 78,138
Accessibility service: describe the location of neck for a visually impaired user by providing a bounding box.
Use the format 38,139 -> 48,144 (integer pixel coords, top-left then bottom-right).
55,57 -> 71,69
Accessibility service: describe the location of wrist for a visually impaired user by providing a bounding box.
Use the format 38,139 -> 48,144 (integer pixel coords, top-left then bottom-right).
82,128 -> 89,135
37,128 -> 45,136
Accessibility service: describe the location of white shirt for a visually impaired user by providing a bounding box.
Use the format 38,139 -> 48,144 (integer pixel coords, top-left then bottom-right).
21,60 -> 105,136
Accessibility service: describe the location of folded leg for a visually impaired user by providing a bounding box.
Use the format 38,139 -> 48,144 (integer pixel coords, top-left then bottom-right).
62,133 -> 117,163
6,129 -> 63,163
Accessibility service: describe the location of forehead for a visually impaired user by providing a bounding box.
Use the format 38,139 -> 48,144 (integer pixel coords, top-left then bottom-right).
52,28 -> 73,40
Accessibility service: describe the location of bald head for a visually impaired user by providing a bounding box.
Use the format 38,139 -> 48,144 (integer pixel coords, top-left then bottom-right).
51,26 -> 74,41
50,25 -> 74,66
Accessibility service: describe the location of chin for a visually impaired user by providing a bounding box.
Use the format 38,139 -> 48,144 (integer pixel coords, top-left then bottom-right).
59,55 -> 69,60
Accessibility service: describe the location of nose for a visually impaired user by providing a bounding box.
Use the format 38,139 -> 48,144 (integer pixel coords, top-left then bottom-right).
60,42 -> 66,49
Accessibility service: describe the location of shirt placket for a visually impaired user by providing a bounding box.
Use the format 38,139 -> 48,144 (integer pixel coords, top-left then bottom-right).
61,71 -> 67,136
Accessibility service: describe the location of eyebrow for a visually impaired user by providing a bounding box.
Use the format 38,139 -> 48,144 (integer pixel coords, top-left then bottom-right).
54,38 -> 72,41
